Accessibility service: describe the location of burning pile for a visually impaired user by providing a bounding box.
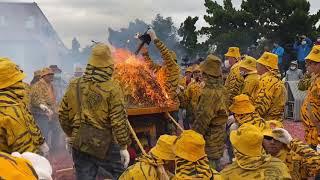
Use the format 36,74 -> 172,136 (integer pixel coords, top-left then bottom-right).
113,48 -> 173,108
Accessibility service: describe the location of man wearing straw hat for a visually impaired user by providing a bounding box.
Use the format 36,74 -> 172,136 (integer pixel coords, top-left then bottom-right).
59,43 -> 131,180
253,52 -> 287,122
192,54 -> 228,170
119,134 -> 177,180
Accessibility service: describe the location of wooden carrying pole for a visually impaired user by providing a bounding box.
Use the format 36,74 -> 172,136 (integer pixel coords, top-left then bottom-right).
126,119 -> 147,156
165,112 -> 184,131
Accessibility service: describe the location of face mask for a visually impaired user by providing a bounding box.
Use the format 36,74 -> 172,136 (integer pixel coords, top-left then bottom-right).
301,40 -> 307,45
224,60 -> 230,69
290,66 -> 297,70
54,73 -> 62,79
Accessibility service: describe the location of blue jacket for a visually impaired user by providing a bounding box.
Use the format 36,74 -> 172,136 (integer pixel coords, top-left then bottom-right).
272,46 -> 285,64
293,38 -> 313,62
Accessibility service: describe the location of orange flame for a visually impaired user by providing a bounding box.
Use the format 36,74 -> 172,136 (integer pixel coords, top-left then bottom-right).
113,48 -> 173,108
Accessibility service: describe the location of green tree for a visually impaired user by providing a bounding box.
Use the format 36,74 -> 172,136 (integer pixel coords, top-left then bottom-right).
199,0 -> 320,55
178,16 -> 199,58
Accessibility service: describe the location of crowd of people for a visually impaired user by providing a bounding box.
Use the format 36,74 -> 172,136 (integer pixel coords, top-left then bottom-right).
1,28 -> 320,180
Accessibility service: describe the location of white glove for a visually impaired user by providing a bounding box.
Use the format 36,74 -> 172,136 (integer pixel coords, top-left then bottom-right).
65,137 -> 72,154
229,123 -> 239,131
40,104 -> 49,112
147,29 -> 158,41
227,115 -> 235,127
272,128 -> 293,145
40,142 -> 50,156
120,148 -> 130,168
176,85 -> 185,94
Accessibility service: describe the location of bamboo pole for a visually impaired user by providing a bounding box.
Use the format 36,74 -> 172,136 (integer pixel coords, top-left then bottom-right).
126,119 -> 147,156
165,112 -> 184,131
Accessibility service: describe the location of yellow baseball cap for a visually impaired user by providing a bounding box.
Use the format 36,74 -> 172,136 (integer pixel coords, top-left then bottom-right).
229,94 -> 255,114
305,45 -> 320,62
262,120 -> 284,138
257,52 -> 278,70
225,47 -> 241,58
150,135 -> 177,161
173,130 -> 206,162
239,56 -> 257,72
185,66 -> 193,73
88,43 -> 114,67
200,54 -> 222,76
230,124 -> 263,157
192,64 -> 201,72
41,67 -> 54,77
0,58 -> 26,89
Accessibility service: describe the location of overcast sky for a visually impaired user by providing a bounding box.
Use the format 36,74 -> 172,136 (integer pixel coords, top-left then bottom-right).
4,0 -> 320,48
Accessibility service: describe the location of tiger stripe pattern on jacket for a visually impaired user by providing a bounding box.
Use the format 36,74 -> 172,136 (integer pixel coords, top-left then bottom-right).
253,71 -> 287,122
300,74 -> 320,146
225,62 -> 244,107
58,64 -> 130,148
173,156 -> 213,179
0,82 -> 42,153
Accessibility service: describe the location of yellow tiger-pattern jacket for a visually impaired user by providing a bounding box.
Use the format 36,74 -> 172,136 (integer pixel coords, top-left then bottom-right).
119,155 -> 170,180
253,71 -> 287,122
241,73 -> 259,98
236,113 -> 266,131
179,81 -> 203,123
221,150 -> 291,180
173,156 -> 221,180
225,62 -> 244,107
301,74 -> 320,146
0,82 -> 41,154
22,82 -> 31,110
298,73 -> 312,91
0,152 -> 38,180
288,139 -> 320,178
192,77 -> 228,160
179,76 -> 187,90
142,39 -> 181,103
30,79 -> 56,111
58,64 -> 130,148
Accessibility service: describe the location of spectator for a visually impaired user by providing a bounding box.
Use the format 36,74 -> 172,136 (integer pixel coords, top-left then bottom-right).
293,35 -> 313,73
285,61 -> 303,81
315,36 -> 320,45
272,42 -> 285,76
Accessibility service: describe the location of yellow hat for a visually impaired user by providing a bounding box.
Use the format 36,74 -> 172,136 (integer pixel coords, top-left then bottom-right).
88,43 -> 114,67
230,124 -> 263,157
239,56 -> 257,72
262,120 -> 284,138
229,94 -> 255,114
185,66 -> 193,73
200,54 -> 222,76
150,135 -> 177,161
225,47 -> 241,58
173,130 -> 206,162
0,58 -> 26,89
305,45 -> 320,62
41,67 -> 54,77
0,152 -> 37,180
257,52 -> 278,70
192,64 -> 201,72
34,70 -> 42,77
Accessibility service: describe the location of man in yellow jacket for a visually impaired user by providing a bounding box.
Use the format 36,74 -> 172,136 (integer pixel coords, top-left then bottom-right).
179,66 -> 193,89
224,47 -> 244,107
59,43 -> 131,180
239,56 -> 260,97
30,68 -> 56,141
220,124 -> 291,179
192,54 -> 228,170
229,94 -> 266,131
253,52 -> 287,122
119,135 -> 177,180
262,121 -> 320,180
0,58 -> 45,154
179,65 -> 204,129
300,45 -> 320,148
173,130 -> 221,180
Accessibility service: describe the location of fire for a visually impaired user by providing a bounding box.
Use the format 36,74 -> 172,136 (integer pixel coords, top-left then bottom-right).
113,48 -> 173,108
